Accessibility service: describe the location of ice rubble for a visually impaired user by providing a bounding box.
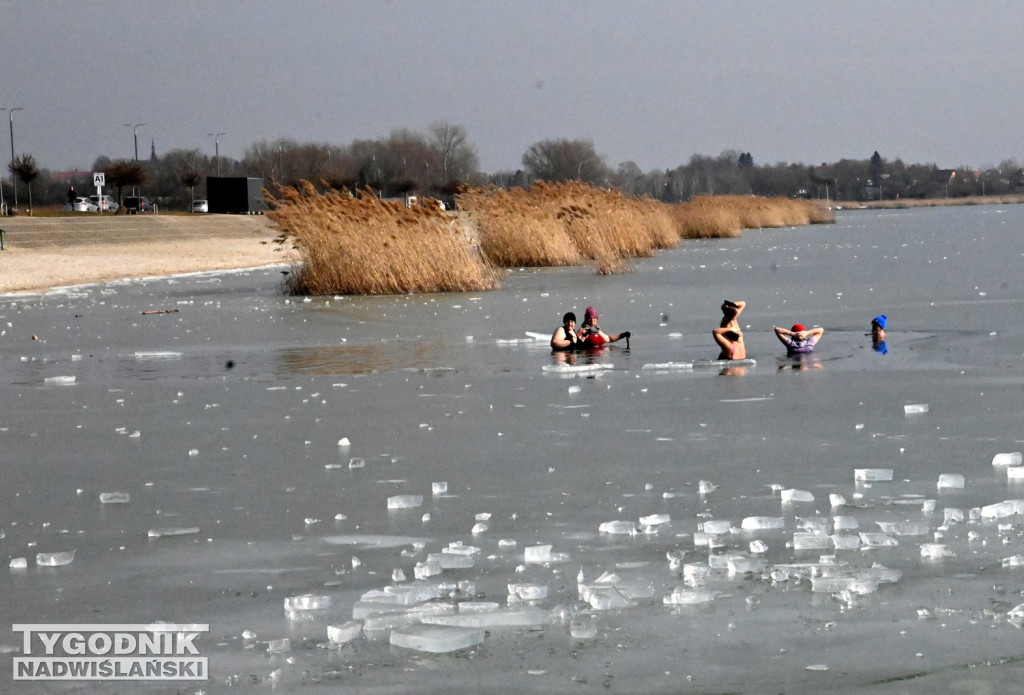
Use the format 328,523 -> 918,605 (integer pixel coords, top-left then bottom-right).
244,459 -> 1024,658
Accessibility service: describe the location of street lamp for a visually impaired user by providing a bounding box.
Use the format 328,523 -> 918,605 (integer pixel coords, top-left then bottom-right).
124,123 -> 146,162
9,108 -> 24,208
207,132 -> 225,177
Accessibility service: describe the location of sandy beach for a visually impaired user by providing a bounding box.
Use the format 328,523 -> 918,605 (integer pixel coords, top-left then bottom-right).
0,215 -> 290,293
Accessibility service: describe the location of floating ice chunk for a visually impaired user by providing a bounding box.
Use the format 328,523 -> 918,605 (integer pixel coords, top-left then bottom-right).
567,385 -> 581,394
830,494 -> 847,507
796,517 -> 830,534
148,527 -> 200,538
944,508 -> 965,524
508,583 -> 547,601
832,516 -> 858,531
470,523 -> 488,535
431,552 -> 474,569
266,638 -> 291,654
698,480 -> 717,494
810,576 -> 853,593
426,607 -> 549,628
663,587 -> 716,605
641,362 -> 693,371
348,457 -> 365,469
875,521 -> 929,535
327,621 -> 361,644
390,624 -> 484,653
1002,556 -> 1024,568
99,492 -> 130,504
859,532 -> 898,547
749,540 -> 769,554
285,595 -> 332,620
587,586 -> 631,610
921,499 -> 936,512
741,516 -> 785,530
937,474 -> 965,489
432,481 -> 448,495
10,558 -> 28,570
337,437 -> 351,447
1007,467 -> 1024,481
284,595 -> 332,611
392,568 -> 406,582
542,363 -> 614,374
359,584 -> 442,607
598,520 -> 637,535
904,404 -> 929,414
831,534 -> 861,550
524,545 -> 553,564
781,489 -> 814,503
980,500 -> 1024,519
413,560 -> 442,579
855,468 -> 893,482
569,617 -> 598,639
992,452 -> 1023,467
639,514 -> 670,528
682,563 -> 710,587
134,351 -> 182,359
921,544 -> 954,559
44,375 -> 76,385
701,520 -> 732,535
36,550 -> 76,567
727,556 -> 766,575
792,533 -> 830,550
387,495 -> 423,510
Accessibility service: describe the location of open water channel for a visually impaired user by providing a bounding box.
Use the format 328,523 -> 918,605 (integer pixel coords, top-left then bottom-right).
2,204 -> 1024,694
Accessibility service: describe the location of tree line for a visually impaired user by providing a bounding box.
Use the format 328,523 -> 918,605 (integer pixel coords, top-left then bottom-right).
6,121 -> 1024,212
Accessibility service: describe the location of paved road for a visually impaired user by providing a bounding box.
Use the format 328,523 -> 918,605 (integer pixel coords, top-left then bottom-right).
0,214 -> 277,249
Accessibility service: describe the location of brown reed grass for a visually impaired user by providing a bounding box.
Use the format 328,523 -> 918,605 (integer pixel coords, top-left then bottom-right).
671,196 -> 834,238
267,181 -> 500,295
457,181 -> 678,274
268,181 -> 835,295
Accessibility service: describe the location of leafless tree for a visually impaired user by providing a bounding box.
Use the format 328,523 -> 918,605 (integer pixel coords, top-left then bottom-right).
9,154 -> 39,212
522,139 -> 610,185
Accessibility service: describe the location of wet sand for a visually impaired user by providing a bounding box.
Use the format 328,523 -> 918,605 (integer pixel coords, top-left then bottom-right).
0,215 -> 289,293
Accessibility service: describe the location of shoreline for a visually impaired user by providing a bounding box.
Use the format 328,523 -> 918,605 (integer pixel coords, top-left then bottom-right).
0,216 -> 290,294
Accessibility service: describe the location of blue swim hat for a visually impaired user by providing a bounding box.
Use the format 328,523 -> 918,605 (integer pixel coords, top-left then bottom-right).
872,315 -> 887,330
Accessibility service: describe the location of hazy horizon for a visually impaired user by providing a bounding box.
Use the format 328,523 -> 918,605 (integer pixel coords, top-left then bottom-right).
3,0 -> 1021,174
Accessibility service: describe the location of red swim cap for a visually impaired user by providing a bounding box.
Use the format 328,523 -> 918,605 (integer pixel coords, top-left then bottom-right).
791,324 -> 805,332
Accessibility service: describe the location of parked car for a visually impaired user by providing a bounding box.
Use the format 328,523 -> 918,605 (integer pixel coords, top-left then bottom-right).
64,197 -> 98,213
123,196 -> 153,214
191,199 -> 209,213
88,194 -> 119,212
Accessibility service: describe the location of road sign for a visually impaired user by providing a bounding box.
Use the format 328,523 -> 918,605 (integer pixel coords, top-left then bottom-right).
93,172 -> 105,187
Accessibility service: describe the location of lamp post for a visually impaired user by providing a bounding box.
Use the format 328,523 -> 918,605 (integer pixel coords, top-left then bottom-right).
9,108 -> 24,208
124,123 -> 146,162
124,123 -> 146,196
208,132 -> 225,177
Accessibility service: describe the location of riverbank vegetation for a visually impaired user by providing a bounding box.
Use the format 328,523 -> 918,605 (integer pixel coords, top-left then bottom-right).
269,181 -> 833,294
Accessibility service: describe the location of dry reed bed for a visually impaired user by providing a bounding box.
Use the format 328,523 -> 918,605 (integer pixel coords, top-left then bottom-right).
267,182 -> 500,295
671,195 -> 833,238
269,181 -> 833,295
458,182 -> 678,274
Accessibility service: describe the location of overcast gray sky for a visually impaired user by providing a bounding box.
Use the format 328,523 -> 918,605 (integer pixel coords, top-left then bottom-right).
3,0 -> 1020,174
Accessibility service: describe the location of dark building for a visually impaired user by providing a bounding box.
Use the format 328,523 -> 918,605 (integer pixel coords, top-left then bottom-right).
207,177 -> 268,214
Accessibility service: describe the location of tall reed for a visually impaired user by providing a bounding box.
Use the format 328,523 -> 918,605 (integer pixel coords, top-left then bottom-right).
268,182 -> 500,295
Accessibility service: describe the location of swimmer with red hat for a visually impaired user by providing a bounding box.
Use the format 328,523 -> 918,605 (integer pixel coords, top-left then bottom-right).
774,322 -> 825,355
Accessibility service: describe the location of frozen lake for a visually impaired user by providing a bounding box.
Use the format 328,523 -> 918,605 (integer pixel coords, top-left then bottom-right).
3,204 -> 1024,693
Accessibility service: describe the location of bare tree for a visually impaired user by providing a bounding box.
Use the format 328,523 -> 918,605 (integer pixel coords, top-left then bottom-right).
522,139 -> 609,185
428,121 -> 478,185
9,154 -> 39,213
